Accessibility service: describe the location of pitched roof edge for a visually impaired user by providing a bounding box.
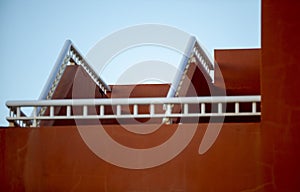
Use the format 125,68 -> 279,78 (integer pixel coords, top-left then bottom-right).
167,37 -> 215,98
36,40 -> 110,118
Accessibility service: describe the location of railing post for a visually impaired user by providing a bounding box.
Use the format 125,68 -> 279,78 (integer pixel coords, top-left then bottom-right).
150,104 -> 155,116
235,102 -> 239,114
252,102 -> 257,113
16,107 -> 20,118
83,105 -> 88,117
100,105 -> 104,116
133,104 -> 138,116
9,108 -> 13,118
218,103 -> 222,114
117,105 -> 121,116
32,107 -> 37,127
162,104 -> 172,125
67,106 -> 71,117
166,104 -> 172,115
50,106 -> 54,117
201,103 -> 205,114
184,103 -> 189,115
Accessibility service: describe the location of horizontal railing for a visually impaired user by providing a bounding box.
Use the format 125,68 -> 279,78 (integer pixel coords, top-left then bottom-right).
6,96 -> 261,127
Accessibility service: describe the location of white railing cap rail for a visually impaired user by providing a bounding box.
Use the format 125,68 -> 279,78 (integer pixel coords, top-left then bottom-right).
6,96 -> 261,107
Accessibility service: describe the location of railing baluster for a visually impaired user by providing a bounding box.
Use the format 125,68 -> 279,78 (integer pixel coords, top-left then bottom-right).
201,103 -> 205,114
83,105 -> 88,117
32,107 -> 37,127
16,107 -> 20,118
50,106 -> 54,117
67,106 -> 71,117
166,104 -> 172,115
117,105 -> 121,116
218,103 -> 222,114
133,104 -> 138,116
184,103 -> 189,114
235,102 -> 239,114
150,104 -> 155,115
100,105 -> 104,116
252,102 -> 257,113
9,108 -> 12,118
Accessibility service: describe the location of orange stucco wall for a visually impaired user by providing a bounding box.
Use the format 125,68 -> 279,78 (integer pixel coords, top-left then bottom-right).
260,0 -> 300,191
1,123 -> 262,191
214,49 -> 261,96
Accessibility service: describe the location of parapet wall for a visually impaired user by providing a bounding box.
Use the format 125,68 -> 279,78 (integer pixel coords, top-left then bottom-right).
1,123 -> 263,191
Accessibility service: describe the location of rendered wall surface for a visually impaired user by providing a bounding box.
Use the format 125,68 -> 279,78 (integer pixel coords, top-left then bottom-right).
214,49 -> 261,96
261,0 -> 300,191
0,123 -> 262,191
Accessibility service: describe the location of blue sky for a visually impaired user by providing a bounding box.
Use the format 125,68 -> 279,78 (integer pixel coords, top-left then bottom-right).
0,0 -> 261,126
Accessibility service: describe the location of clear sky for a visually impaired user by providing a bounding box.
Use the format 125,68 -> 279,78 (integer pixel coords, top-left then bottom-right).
0,0 -> 261,126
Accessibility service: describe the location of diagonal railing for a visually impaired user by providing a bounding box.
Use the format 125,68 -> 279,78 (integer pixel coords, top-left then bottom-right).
167,37 -> 215,98
37,40 -> 111,118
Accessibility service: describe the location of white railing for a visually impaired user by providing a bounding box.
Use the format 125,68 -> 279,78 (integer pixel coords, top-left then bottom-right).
68,45 -> 110,94
168,37 -> 215,98
6,96 -> 261,127
37,40 -> 111,118
193,42 -> 214,80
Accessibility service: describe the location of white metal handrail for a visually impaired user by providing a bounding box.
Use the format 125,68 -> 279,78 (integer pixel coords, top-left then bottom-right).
168,37 -> 215,98
37,40 -> 111,118
6,96 -> 261,127
40,40 -> 110,101
69,45 -> 110,94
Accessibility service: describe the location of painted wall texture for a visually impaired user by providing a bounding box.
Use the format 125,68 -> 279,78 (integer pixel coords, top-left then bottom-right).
260,0 -> 300,191
1,123 -> 262,191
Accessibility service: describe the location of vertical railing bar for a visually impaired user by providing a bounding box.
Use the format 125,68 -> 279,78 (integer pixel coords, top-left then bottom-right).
235,102 -> 239,114
201,103 -> 205,114
133,104 -> 138,116
218,103 -> 222,114
67,106 -> 71,117
16,107 -> 20,118
32,107 -> 37,127
83,105 -> 88,117
50,106 -> 54,117
184,103 -> 189,114
100,105 -> 104,116
117,105 -> 121,116
150,104 -> 155,116
252,102 -> 257,113
163,103 -> 172,125
166,104 -> 172,115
